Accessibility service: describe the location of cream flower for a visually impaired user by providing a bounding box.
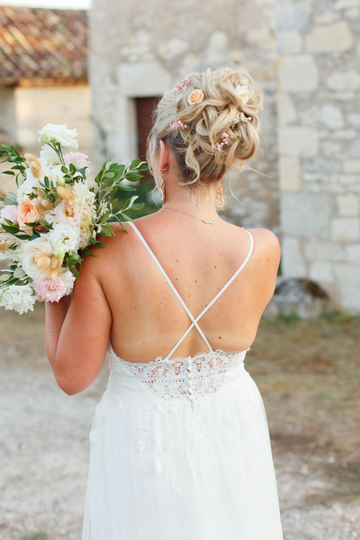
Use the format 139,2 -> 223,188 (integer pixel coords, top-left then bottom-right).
58,267 -> 76,296
39,145 -> 60,166
0,284 -> 36,315
22,238 -> 54,280
235,82 -> 250,105
17,169 -> 41,203
48,223 -> 80,253
38,123 -> 78,149
64,152 -> 90,170
0,205 -> 18,225
54,200 -> 80,226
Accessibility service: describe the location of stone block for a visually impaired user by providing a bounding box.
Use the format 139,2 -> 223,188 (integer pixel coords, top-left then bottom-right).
346,244 -> 360,263
304,240 -> 345,261
317,104 -> 345,130
118,61 -> 171,97
281,237 -> 306,277
350,140 -> 360,156
336,194 -> 359,216
278,30 -> 302,54
314,11 -> 341,24
281,193 -> 332,239
247,27 -> 276,50
334,0 -> 359,10
331,217 -> 360,241
279,127 -> 319,157
277,93 -> 297,125
333,128 -> 357,140
348,113 -> 360,128
344,159 -> 360,172
158,38 -> 189,60
327,70 -> 360,91
279,55 -> 319,93
334,263 -> 360,312
276,2 -> 312,31
306,22 -> 354,53
321,141 -> 343,158
309,261 -> 335,283
205,31 -> 228,65
279,156 -> 301,191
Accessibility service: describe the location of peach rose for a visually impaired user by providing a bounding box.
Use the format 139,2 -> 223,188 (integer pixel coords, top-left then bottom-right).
188,89 -> 204,105
18,201 -> 41,231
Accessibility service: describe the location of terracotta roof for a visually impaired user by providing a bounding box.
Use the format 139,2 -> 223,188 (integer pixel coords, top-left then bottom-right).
0,6 -> 88,86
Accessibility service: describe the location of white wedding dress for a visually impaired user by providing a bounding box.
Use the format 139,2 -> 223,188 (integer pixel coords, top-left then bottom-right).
82,222 -> 283,540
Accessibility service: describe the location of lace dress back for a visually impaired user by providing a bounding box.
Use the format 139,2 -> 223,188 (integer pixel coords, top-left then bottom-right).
82,223 -> 283,540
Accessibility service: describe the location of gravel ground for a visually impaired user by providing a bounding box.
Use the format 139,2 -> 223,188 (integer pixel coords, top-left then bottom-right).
0,308 -> 359,539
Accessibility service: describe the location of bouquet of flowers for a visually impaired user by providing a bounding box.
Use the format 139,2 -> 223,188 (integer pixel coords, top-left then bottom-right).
0,123 -> 147,314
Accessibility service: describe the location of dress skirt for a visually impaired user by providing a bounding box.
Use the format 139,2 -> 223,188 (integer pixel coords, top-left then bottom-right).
82,346 -> 283,540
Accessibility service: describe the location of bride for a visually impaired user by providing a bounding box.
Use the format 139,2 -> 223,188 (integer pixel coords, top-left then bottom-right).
45,66 -> 283,539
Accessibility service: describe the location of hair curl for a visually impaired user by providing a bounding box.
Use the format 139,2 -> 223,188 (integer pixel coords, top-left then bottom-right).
147,66 -> 263,187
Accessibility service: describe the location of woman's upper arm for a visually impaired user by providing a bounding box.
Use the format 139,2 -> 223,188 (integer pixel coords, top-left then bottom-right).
54,251 -> 112,394
250,228 -> 281,309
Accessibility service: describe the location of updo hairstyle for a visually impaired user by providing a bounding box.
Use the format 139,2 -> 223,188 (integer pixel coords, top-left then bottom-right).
147,66 -> 263,187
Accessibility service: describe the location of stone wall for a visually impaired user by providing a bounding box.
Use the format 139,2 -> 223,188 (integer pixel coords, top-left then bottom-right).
15,85 -> 93,159
277,0 -> 360,312
90,0 -> 280,232
90,0 -> 360,313
0,84 -> 93,192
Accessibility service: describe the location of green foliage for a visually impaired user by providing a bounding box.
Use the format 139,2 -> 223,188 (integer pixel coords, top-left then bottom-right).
0,144 -> 27,187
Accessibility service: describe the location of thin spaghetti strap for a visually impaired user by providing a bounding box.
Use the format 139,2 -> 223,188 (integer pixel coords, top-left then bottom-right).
129,222 -> 213,353
195,230 -> 254,320
164,230 -> 254,360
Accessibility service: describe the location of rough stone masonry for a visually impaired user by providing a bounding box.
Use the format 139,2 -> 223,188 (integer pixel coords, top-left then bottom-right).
90,0 -> 360,313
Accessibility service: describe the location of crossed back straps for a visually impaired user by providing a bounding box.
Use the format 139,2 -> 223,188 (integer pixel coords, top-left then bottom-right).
129,222 -> 254,360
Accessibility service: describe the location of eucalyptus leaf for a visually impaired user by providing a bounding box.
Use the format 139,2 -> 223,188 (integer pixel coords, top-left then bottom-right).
14,267 -> 26,278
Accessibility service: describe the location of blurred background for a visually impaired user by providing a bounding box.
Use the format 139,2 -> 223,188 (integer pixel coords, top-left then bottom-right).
0,0 -> 359,539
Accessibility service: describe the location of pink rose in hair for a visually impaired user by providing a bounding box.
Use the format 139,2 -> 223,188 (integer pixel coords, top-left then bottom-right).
35,275 -> 66,302
0,205 -> 18,225
188,89 -> 204,105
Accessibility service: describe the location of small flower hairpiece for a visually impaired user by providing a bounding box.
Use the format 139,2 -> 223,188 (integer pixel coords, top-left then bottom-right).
170,120 -> 188,131
212,132 -> 229,151
188,89 -> 204,105
235,79 -> 250,105
167,78 -> 191,102
232,112 -> 253,129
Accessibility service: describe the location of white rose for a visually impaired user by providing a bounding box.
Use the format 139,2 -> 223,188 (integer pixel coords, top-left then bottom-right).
58,268 -> 76,296
64,152 -> 90,170
22,237 -> 54,280
17,169 -> 41,203
0,231 -> 22,261
38,123 -> 78,149
38,161 -> 63,186
39,145 -> 60,166
48,223 -> 80,253
0,284 -> 36,315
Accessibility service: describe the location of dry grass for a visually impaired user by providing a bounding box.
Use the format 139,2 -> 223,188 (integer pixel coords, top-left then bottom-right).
1,306 -> 359,508
249,312 -> 360,504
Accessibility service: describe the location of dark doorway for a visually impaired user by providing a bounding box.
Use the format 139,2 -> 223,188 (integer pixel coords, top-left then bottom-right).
135,96 -> 160,184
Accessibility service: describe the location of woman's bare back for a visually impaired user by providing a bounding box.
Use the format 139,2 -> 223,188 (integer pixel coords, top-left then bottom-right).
99,211 -> 280,363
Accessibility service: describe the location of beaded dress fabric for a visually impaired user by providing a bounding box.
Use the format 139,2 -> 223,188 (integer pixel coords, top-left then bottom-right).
82,223 -> 283,540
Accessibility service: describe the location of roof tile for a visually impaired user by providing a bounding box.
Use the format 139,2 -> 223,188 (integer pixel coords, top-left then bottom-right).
0,6 -> 88,85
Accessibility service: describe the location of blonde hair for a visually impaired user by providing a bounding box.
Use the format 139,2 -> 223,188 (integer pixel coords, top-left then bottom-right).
147,66 -> 263,188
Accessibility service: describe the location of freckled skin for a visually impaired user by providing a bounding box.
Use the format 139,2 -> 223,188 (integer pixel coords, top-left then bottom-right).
45,209 -> 280,393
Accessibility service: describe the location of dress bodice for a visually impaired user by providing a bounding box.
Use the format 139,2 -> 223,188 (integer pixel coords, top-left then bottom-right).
106,344 -> 250,402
